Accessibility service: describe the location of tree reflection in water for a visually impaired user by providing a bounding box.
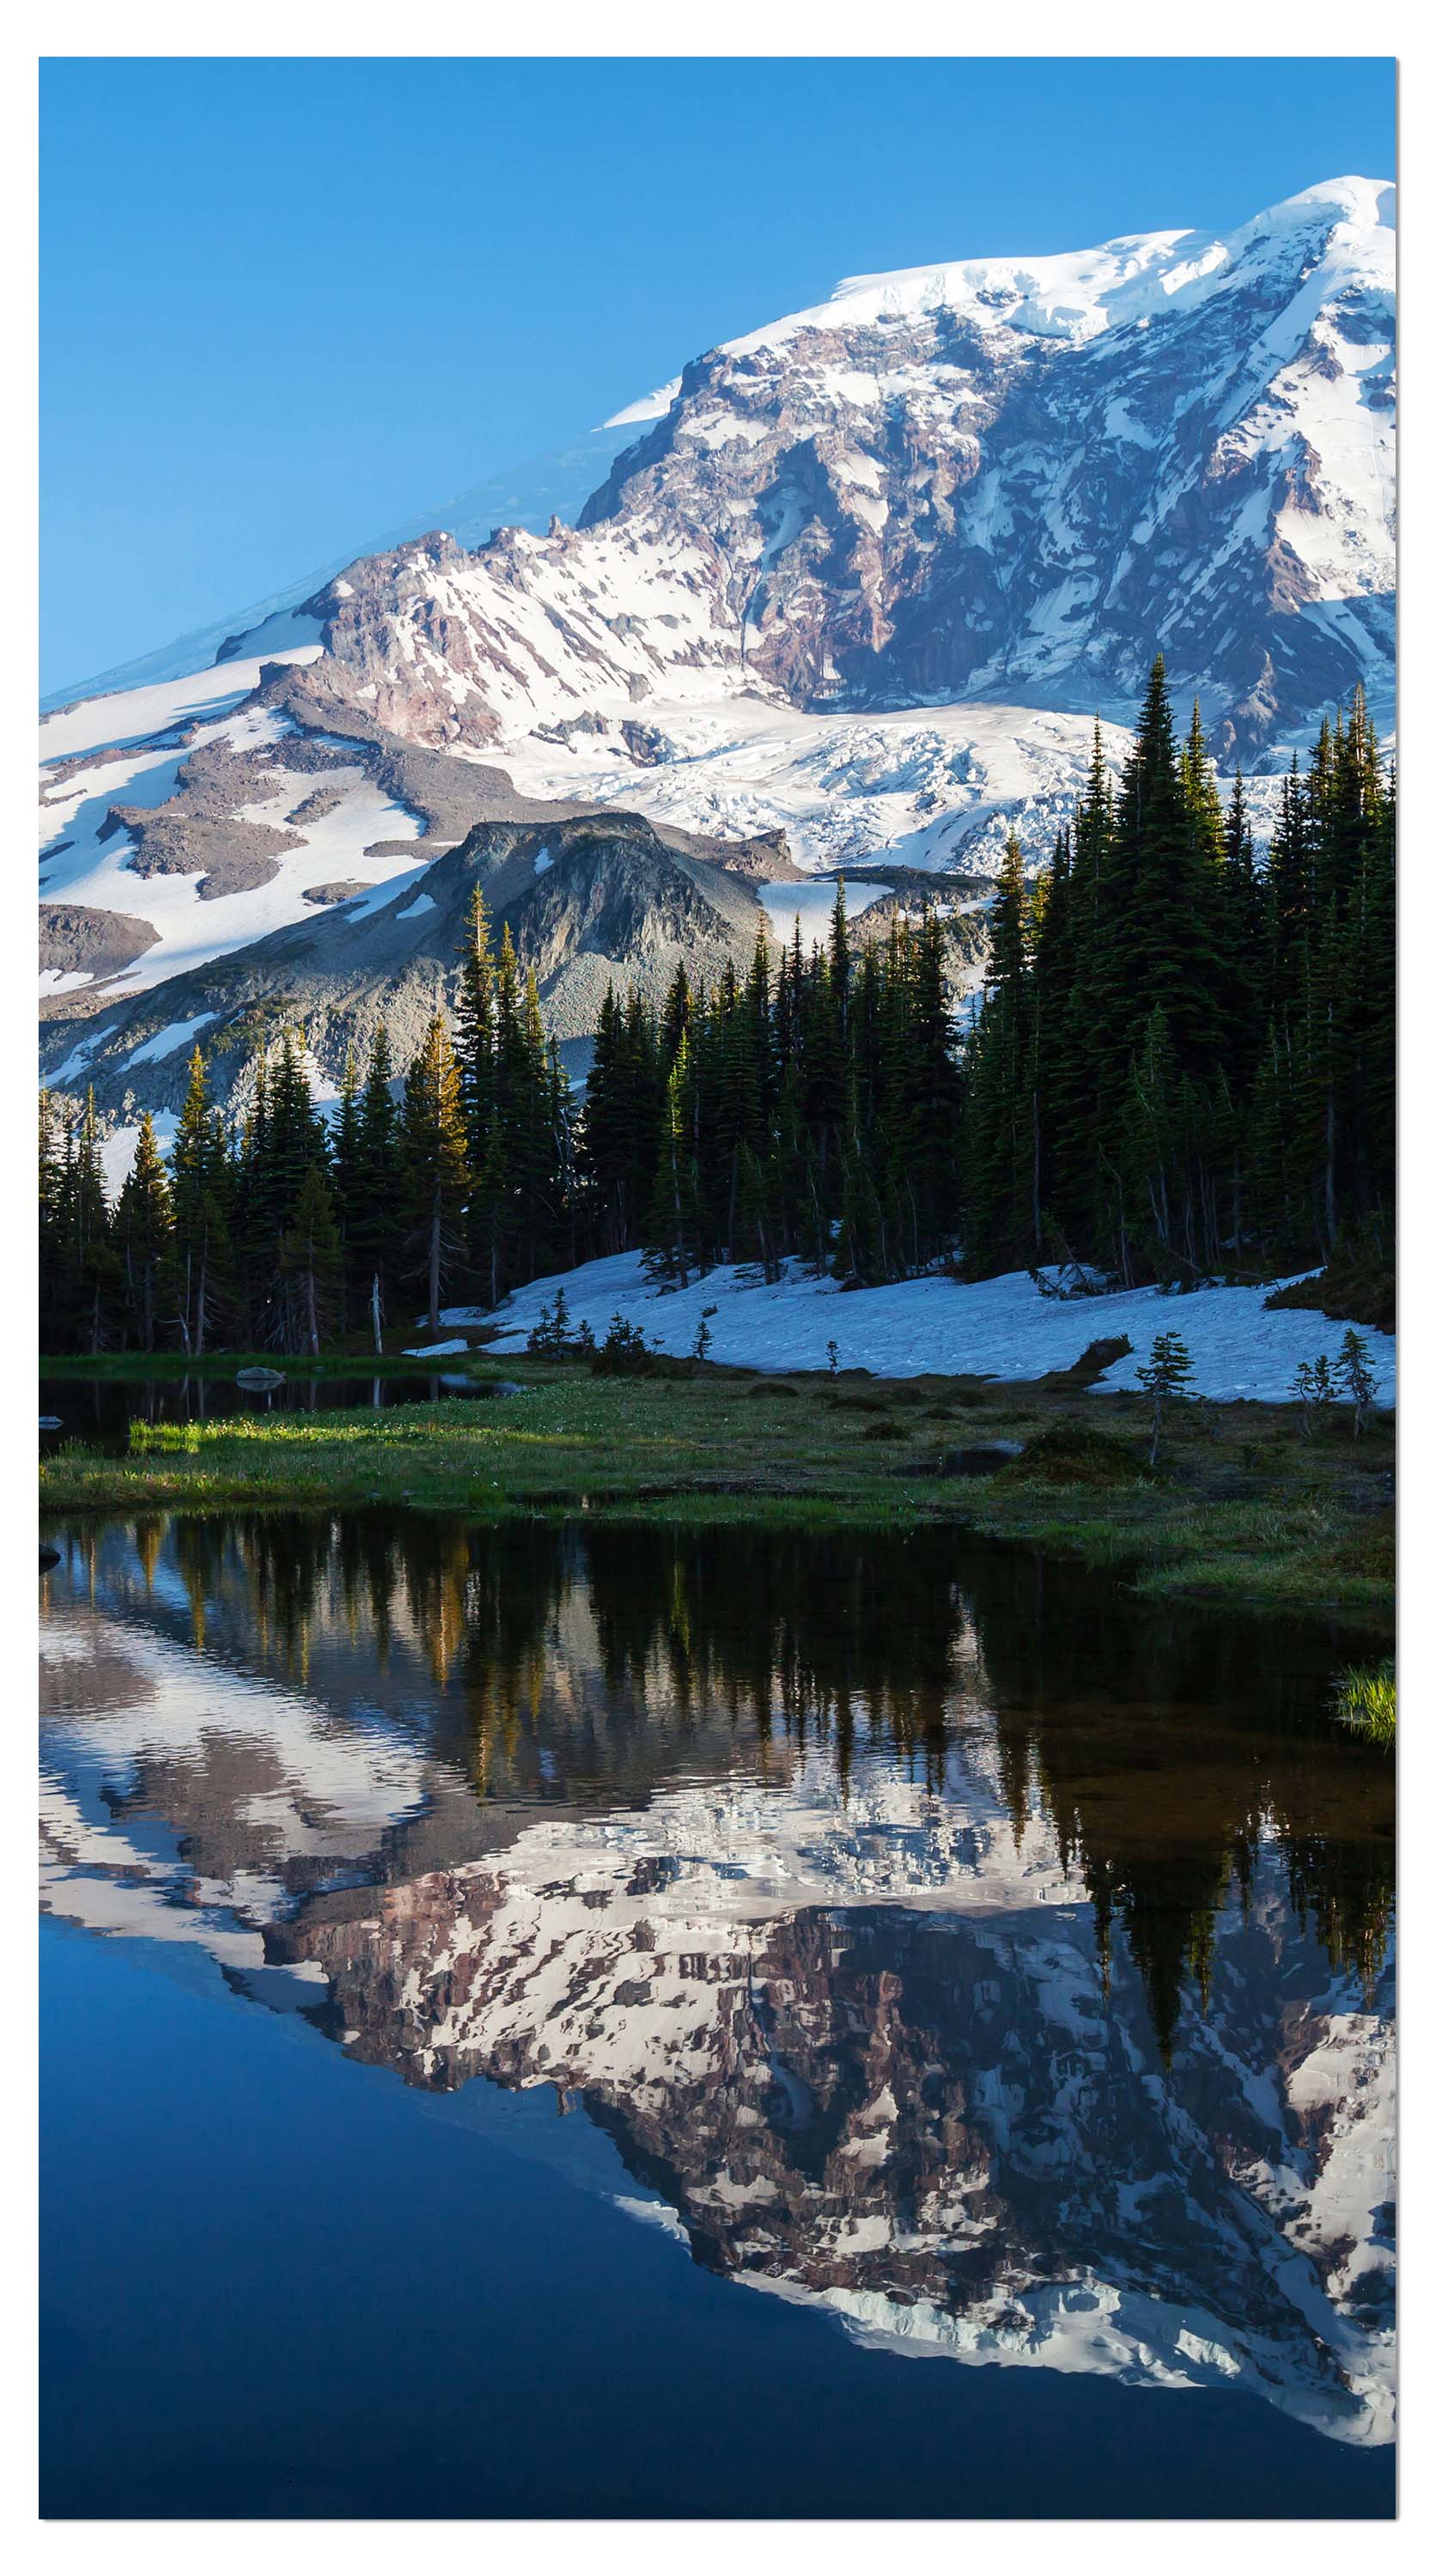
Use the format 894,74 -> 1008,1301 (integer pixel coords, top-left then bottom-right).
40,1511 -> 1395,2446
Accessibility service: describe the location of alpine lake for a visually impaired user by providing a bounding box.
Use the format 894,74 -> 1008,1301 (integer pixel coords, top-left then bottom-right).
40,1377 -> 1395,2518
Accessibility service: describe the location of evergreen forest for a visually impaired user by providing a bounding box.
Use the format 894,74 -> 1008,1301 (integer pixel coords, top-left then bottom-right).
39,658 -> 1394,1356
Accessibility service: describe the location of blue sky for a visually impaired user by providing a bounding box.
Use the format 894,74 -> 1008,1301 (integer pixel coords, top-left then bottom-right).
40,55 -> 1395,693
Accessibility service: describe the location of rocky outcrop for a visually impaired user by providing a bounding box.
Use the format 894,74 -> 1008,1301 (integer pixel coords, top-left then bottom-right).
100,741 -> 306,900
301,878 -> 369,905
39,902 -> 158,982
37,809 -> 774,1114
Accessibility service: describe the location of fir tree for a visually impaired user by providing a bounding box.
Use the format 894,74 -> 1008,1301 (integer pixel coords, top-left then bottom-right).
403,1012 -> 472,1334
277,1163 -> 343,1356
1136,1329 -> 1195,1467
1335,1328 -> 1378,1437
350,1022 -> 405,1325
114,1112 -> 173,1352
644,1033 -> 700,1287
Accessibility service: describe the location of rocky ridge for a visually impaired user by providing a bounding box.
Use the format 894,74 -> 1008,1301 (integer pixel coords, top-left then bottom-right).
39,805 -> 786,1115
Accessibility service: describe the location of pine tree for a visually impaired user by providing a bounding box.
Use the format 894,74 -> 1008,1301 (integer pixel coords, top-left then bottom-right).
1220,767 -> 1263,1096
170,1048 -> 237,1351
56,1091 -> 117,1353
115,1112 -> 173,1352
454,882 -> 496,1182
1110,656 -> 1225,1083
644,1032 -> 700,1286
834,1076 -> 886,1285
330,1044 -> 363,1323
236,1024 -> 329,1342
403,1012 -> 472,1334
277,1163 -> 343,1357
1136,1329 -> 1195,1466
1122,1007 -> 1181,1274
350,1021 -> 405,1331
963,832 -> 1034,1271
1336,1327 -> 1378,1437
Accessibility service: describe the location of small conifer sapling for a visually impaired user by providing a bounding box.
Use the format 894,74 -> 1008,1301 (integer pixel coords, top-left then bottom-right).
1290,1353 -> 1338,1439
1336,1328 -> 1377,1437
1135,1330 -> 1195,1467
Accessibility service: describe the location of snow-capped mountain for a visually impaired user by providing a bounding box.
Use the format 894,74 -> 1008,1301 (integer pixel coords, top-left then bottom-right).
280,175 -> 1394,769
39,178 -> 1394,1139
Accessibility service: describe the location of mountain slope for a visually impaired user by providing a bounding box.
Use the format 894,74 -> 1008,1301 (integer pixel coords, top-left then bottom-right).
283,177 -> 1394,768
40,808 -> 790,1114
40,394 -> 678,713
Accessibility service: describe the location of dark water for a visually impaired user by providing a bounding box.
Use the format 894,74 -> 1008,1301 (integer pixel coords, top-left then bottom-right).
40,1514 -> 1396,2518
39,1368 -> 511,1455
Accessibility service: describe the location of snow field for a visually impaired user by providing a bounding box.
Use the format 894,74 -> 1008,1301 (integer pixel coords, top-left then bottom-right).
40,681 -> 429,995
447,1251 -> 1396,1406
500,696 -> 1134,876
38,649 -> 322,764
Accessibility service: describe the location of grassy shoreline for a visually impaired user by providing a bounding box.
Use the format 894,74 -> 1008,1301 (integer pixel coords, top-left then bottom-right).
40,1351 -> 1394,1627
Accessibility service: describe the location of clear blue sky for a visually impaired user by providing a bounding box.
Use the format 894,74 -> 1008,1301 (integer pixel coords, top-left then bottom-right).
40,55 -> 1396,693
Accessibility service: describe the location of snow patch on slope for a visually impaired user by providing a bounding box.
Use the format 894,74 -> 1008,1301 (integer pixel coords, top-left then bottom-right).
125,1012 -> 216,1067
40,664 -> 429,996
453,1251 -> 1396,1406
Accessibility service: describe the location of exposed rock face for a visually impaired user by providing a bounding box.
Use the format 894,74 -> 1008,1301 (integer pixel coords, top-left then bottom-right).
284,784 -> 344,828
286,179 -> 1393,769
37,810 -> 776,1114
301,878 -> 369,906
39,902 -> 158,982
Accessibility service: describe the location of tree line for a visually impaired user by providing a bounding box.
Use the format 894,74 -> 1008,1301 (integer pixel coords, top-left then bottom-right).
39,656 -> 1394,1354
39,923 -> 572,1356
964,658 -> 1394,1282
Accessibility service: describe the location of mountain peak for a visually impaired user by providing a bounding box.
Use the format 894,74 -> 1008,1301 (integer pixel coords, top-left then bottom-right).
717,174 -> 1395,361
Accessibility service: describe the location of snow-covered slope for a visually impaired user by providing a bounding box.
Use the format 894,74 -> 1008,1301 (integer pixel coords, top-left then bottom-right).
450,1249 -> 1396,1406
38,654 -> 433,999
39,401 -> 676,714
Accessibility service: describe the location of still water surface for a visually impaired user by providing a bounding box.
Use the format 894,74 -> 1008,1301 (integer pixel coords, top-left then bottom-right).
40,1368 -> 507,1455
40,1513 -> 1395,2517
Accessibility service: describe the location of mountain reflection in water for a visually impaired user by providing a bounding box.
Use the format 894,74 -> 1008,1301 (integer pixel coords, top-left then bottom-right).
40,1514 -> 1395,2458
